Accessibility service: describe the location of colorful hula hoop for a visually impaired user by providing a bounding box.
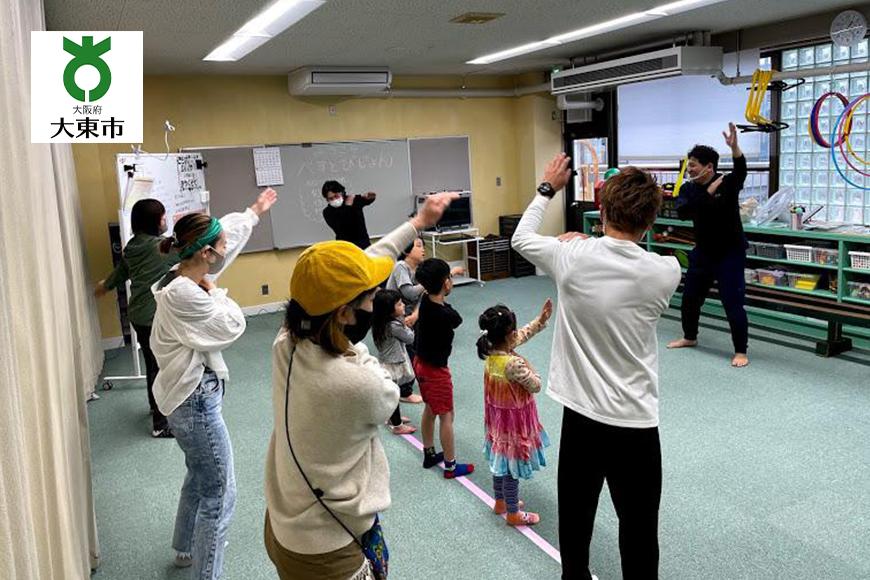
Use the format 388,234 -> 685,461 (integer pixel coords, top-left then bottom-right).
837,94 -> 870,177
844,94 -> 870,166
831,93 -> 870,190
809,92 -> 850,148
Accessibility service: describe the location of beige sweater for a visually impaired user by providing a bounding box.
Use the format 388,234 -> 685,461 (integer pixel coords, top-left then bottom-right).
264,222 -> 416,555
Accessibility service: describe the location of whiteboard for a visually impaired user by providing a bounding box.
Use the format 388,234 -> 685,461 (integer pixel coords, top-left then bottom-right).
115,153 -> 207,243
618,75 -> 764,160
269,140 -> 413,249
409,137 -> 471,196
198,147 -> 275,253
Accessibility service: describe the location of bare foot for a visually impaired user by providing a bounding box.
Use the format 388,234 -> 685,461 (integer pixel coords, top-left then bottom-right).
731,353 -> 749,368
667,338 -> 698,349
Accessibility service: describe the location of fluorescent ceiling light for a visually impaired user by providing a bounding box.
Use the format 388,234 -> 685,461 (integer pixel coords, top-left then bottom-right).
646,0 -> 725,16
468,40 -> 560,65
547,12 -> 656,44
204,35 -> 270,62
466,0 -> 729,65
204,0 -> 325,62
238,0 -> 325,36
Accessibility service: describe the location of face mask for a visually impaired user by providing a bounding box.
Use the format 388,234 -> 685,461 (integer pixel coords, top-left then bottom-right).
206,247 -> 226,275
345,308 -> 373,344
687,167 -> 711,183
328,198 -> 343,208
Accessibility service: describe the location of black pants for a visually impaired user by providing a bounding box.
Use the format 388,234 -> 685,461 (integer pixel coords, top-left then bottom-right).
681,247 -> 749,354
388,381 -> 415,426
133,324 -> 168,431
558,408 -> 661,580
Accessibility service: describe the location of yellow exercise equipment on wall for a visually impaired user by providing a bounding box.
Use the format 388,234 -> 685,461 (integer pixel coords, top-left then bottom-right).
736,69 -> 790,133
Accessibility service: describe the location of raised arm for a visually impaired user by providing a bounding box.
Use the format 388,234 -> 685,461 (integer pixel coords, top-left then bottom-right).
206,187 -> 277,281
514,299 -> 552,348
722,122 -> 747,196
511,154 -> 573,278
366,192 -> 459,261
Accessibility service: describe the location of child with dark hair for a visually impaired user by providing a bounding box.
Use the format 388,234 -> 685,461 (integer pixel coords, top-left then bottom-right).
413,258 -> 474,479
477,299 -> 552,526
372,289 -> 417,435
95,198 -> 177,437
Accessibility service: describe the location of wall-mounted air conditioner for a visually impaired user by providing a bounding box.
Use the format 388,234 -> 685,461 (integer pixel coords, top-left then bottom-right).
288,66 -> 392,96
551,46 -> 723,94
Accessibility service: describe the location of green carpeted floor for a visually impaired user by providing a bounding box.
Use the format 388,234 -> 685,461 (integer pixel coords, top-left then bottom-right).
89,276 -> 870,580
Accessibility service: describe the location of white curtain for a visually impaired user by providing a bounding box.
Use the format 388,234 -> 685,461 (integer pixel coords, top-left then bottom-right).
0,0 -> 103,578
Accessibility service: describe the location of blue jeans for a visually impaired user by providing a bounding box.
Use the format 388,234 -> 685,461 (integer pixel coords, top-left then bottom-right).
167,371 -> 236,580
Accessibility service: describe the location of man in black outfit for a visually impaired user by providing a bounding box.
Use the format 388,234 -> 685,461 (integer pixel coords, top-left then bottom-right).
321,180 -> 376,249
668,123 -> 750,367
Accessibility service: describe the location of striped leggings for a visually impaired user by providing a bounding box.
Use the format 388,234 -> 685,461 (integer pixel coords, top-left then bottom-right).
493,475 -> 520,513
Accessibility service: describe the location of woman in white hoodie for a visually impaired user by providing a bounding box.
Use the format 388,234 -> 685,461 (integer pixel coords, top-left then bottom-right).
264,192 -> 456,580
151,189 -> 276,580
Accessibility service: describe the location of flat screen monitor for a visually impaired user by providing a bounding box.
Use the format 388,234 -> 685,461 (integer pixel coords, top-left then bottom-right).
416,191 -> 472,231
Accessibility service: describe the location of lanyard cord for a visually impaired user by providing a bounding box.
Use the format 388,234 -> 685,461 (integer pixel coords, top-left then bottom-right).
283,343 -> 365,551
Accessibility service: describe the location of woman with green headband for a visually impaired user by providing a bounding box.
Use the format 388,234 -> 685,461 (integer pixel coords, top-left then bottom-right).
150,188 -> 277,579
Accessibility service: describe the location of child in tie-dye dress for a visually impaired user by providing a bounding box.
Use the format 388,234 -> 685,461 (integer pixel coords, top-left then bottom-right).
476,298 -> 552,526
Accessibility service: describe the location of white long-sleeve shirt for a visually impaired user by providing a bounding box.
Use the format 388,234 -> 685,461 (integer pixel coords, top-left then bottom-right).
151,209 -> 259,416
265,222 -> 417,555
512,196 -> 681,428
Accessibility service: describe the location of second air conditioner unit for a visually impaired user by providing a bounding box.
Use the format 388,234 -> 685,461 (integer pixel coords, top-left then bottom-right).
551,46 -> 723,94
288,66 -> 392,96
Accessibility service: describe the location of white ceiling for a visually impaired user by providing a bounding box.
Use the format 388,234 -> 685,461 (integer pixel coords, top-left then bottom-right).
44,0 -> 859,76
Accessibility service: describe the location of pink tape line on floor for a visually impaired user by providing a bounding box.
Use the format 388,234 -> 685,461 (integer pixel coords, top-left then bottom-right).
400,433 -> 562,565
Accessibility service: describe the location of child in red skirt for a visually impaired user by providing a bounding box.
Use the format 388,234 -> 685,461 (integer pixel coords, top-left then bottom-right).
413,258 -> 475,479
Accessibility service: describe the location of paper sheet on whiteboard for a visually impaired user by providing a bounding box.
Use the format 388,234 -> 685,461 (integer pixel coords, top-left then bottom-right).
253,147 -> 284,186
123,176 -> 154,211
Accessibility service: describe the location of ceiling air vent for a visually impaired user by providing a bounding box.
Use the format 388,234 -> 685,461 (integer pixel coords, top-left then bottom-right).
552,46 -> 723,94
450,12 -> 505,25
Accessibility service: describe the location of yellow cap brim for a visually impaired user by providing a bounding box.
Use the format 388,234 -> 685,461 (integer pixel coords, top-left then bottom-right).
368,255 -> 394,288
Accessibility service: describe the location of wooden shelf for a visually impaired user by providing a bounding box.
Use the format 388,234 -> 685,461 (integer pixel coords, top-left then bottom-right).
843,296 -> 870,306
746,256 -> 839,271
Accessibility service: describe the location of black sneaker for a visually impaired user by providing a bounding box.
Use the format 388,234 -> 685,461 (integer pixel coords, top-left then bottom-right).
423,451 -> 444,469
151,428 -> 174,439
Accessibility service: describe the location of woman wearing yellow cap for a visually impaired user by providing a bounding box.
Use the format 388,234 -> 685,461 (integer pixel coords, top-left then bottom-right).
264,192 -> 457,580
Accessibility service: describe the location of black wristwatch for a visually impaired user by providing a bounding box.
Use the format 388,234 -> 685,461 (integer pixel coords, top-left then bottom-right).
537,182 -> 556,198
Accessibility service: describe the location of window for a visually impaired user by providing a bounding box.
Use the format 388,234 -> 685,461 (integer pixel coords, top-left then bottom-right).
616,53 -> 772,204
780,39 -> 870,224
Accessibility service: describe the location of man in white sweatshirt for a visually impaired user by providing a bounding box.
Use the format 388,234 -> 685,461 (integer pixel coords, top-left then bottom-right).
512,154 -> 681,580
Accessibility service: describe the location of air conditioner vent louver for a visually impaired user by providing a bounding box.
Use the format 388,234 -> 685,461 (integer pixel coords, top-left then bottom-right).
551,47 -> 722,94
553,55 -> 678,89
289,67 -> 392,96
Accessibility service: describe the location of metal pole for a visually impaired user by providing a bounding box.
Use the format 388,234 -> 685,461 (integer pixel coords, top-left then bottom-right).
718,61 -> 870,85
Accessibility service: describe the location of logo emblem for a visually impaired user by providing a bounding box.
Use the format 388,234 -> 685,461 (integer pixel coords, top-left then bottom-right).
63,36 -> 111,102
